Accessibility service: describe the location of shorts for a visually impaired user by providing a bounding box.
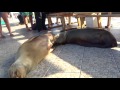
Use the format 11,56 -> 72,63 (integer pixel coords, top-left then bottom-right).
21,12 -> 33,16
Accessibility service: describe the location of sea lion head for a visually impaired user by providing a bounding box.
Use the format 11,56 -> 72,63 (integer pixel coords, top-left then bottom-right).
52,31 -> 67,45
45,32 -> 55,44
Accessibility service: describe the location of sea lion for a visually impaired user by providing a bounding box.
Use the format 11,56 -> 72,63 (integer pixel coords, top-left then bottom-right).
9,33 -> 54,78
53,28 -> 117,48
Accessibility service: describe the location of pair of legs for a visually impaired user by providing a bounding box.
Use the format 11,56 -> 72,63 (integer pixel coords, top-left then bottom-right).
0,12 -> 14,38
21,12 -> 33,31
17,14 -> 24,25
34,12 -> 47,32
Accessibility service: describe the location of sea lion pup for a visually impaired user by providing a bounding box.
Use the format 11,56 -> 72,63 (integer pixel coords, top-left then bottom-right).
53,28 -> 117,48
9,33 -> 54,78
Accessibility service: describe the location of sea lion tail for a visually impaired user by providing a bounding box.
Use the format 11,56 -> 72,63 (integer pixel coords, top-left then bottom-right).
9,63 -> 27,78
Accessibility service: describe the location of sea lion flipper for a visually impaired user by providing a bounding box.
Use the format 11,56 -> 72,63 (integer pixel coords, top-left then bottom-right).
49,48 -> 54,53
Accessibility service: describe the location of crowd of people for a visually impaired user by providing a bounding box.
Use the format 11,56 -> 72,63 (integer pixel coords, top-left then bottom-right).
0,12 -> 51,39
0,12 -> 71,39
17,12 -> 49,32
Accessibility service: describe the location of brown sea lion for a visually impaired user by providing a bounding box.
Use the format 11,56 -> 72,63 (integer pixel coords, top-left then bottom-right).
53,28 -> 117,48
9,33 -> 54,78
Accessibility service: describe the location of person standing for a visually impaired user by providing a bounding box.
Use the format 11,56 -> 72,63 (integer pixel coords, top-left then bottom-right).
0,12 -> 14,38
34,12 -> 47,32
17,12 -> 24,25
21,12 -> 33,31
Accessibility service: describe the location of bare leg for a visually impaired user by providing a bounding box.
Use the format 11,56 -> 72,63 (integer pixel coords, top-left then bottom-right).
2,12 -> 14,36
23,16 -> 31,31
29,15 -> 33,29
0,18 -> 5,38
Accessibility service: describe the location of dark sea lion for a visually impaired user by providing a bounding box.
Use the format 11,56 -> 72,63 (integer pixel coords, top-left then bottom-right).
53,28 -> 117,48
9,33 -> 54,78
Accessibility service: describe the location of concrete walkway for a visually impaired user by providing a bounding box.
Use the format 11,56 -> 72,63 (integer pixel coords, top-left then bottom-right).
1,17 -> 120,78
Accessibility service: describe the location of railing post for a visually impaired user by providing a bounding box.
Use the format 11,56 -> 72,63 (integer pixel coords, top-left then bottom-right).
106,12 -> 112,29
97,12 -> 102,28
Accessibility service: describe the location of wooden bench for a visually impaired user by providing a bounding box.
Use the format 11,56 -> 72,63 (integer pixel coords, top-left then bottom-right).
47,12 -> 74,30
47,12 -> 120,30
